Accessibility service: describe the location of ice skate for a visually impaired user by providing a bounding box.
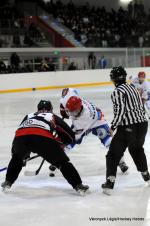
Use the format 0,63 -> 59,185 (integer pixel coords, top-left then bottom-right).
75,184 -> 89,196
102,176 -> 115,195
119,161 -> 129,173
141,171 -> 150,185
1,181 -> 12,193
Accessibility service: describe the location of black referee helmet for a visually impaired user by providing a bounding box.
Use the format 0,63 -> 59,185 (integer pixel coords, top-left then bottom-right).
37,100 -> 53,112
110,66 -> 127,84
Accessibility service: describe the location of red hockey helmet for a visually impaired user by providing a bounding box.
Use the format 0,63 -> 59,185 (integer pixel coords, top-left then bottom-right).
66,96 -> 82,112
138,71 -> 146,78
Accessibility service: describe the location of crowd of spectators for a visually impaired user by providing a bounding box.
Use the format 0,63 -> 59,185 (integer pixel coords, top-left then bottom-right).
0,1 -> 150,48
0,0 -> 150,49
40,0 -> 150,48
0,53 -> 56,74
0,52 -> 107,74
0,5 -> 47,47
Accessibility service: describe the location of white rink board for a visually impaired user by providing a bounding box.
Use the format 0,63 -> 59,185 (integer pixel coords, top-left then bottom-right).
0,67 -> 150,90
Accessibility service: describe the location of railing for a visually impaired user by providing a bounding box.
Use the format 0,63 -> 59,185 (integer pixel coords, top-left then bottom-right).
0,47 -> 150,71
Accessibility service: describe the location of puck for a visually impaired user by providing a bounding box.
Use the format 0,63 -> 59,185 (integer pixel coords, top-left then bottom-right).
49,165 -> 56,171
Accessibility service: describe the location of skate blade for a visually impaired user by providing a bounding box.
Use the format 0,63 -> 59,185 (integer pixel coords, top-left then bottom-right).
76,188 -> 90,196
146,180 -> 150,186
1,186 -> 11,193
103,188 -> 112,196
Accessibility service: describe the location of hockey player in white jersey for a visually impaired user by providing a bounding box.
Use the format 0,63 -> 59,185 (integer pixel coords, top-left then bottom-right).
60,88 -> 79,119
130,71 -> 150,117
60,87 -> 128,173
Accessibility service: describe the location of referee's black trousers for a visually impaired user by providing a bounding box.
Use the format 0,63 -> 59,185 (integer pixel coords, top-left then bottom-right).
106,122 -> 148,178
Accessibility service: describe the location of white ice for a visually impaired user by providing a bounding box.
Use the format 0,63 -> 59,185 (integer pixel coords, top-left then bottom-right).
0,86 -> 150,226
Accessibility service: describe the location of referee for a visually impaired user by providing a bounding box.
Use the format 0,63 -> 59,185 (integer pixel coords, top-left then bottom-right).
102,66 -> 149,195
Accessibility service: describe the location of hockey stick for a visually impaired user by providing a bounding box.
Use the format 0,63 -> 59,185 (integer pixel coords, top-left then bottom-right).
0,154 -> 39,173
0,167 -> 7,172
24,158 -> 45,176
25,154 -> 39,162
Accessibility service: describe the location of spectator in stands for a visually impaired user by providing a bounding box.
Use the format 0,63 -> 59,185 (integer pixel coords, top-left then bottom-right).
10,52 -> 20,71
68,62 -> 77,70
128,1 -> 133,19
0,38 -> 3,47
88,52 -> 96,69
13,35 -> 21,47
24,33 -> 34,47
0,59 -> 6,73
99,56 -> 107,69
138,35 -> 144,48
39,58 -> 49,72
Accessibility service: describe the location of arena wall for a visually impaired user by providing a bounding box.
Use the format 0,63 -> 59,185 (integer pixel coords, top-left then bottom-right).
0,67 -> 150,93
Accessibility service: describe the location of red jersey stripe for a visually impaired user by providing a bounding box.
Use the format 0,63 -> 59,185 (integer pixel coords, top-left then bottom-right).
15,128 -> 61,142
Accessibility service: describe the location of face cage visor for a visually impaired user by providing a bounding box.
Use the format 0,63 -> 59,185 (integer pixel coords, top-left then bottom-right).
66,108 -> 81,117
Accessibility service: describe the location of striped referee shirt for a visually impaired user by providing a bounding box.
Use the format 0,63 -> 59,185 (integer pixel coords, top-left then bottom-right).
111,83 -> 147,130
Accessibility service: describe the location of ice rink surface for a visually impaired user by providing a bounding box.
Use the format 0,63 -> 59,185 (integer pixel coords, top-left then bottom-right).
0,86 -> 150,226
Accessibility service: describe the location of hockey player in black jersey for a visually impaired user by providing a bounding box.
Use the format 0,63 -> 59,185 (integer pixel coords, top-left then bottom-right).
1,100 -> 89,195
102,66 -> 150,195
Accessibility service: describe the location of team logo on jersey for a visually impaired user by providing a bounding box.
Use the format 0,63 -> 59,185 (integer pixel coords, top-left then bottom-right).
62,88 -> 69,97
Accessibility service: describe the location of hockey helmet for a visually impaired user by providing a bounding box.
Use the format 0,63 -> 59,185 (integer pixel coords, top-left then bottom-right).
138,71 -> 146,78
110,66 -> 127,83
66,96 -> 82,112
37,100 -> 53,112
